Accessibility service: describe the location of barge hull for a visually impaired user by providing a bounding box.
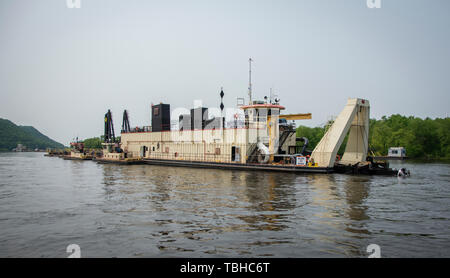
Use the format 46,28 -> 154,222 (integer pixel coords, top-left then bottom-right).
142,158 -> 333,173
94,158 -> 144,165
62,156 -> 92,161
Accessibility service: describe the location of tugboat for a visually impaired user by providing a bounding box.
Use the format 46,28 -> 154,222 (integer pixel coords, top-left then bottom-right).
63,139 -> 92,160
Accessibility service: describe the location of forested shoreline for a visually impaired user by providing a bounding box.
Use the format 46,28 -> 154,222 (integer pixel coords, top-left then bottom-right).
0,118 -> 65,151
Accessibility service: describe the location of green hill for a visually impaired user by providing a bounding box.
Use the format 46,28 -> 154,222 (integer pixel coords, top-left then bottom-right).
0,118 -> 65,151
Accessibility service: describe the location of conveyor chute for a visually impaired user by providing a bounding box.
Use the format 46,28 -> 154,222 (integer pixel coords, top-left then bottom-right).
310,98 -> 370,168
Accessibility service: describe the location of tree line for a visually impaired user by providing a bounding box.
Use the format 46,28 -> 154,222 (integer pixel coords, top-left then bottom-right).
82,136 -> 120,149
82,137 -> 103,149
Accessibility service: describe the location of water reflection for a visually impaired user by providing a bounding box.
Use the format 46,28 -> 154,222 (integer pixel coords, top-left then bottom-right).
98,164 -> 378,256
308,174 -> 343,219
99,164 -> 301,253
306,174 -> 371,256
1,153 -> 449,257
343,176 -> 371,229
238,172 -> 297,232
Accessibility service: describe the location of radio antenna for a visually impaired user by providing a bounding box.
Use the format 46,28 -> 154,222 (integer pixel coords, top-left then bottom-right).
248,58 -> 253,105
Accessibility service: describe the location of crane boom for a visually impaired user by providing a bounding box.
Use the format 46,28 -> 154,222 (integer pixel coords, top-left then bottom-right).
269,113 -> 312,121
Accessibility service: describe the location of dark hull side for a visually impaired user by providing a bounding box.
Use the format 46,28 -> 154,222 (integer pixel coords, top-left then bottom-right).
62,156 -> 92,161
93,158 -> 144,165
56,155 -> 399,176
142,158 -> 333,173
333,163 -> 398,176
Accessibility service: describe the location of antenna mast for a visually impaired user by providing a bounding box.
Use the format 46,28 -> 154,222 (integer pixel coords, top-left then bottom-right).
220,87 -> 225,128
248,58 -> 252,105
270,88 -> 272,104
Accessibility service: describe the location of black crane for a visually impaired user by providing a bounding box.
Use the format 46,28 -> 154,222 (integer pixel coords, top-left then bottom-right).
104,109 -> 115,143
122,110 -> 131,133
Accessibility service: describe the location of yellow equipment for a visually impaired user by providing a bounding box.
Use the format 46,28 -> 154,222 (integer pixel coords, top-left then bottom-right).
268,113 -> 312,121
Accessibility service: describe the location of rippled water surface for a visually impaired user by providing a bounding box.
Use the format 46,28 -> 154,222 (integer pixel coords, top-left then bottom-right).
0,152 -> 449,257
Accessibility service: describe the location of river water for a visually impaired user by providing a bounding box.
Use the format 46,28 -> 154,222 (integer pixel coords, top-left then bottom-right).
0,152 -> 449,257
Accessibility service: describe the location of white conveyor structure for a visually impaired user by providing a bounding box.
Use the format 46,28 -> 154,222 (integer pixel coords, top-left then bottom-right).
311,98 -> 370,168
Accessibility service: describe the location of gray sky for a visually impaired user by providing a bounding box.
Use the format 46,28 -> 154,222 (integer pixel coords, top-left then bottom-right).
0,0 -> 449,145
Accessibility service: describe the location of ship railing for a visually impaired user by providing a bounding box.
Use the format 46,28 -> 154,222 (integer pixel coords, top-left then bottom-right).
122,126 -> 152,133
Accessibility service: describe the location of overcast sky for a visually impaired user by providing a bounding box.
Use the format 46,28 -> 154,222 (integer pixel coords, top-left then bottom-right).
0,0 -> 449,145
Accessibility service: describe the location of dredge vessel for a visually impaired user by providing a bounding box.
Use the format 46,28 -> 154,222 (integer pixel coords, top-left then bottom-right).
96,96 -> 396,175
87,60 -> 400,175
